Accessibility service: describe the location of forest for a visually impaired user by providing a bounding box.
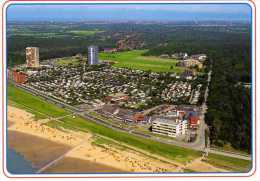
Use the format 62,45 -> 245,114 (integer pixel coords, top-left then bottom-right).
145,22 -> 252,153
7,21 -> 252,152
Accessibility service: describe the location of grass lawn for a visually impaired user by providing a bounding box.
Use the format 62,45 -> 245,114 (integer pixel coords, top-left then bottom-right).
91,136 -> 127,151
211,144 -> 249,156
89,111 -> 120,125
8,84 -> 200,164
205,153 -> 252,172
8,84 -> 68,118
99,50 -> 184,73
54,57 -> 81,66
8,100 -> 47,120
69,30 -> 104,36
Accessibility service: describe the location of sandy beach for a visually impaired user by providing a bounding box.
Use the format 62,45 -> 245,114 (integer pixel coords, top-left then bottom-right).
7,105 -> 226,173
47,141 -> 178,173
7,106 -> 179,173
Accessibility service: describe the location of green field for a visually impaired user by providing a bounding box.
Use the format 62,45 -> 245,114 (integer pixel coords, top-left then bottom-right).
205,154 -> 251,172
54,57 -> 81,66
8,84 -> 200,164
11,32 -> 69,38
211,144 -> 249,156
69,30 -> 104,36
99,50 -> 184,73
8,84 -> 68,118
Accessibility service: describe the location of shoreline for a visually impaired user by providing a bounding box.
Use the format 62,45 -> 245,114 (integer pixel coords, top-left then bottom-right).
7,148 -> 36,174
7,105 -> 230,173
8,131 -> 125,173
8,130 -> 72,170
7,105 -> 181,173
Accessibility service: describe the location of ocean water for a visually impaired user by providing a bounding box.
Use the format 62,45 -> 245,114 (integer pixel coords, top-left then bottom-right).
6,148 -> 35,174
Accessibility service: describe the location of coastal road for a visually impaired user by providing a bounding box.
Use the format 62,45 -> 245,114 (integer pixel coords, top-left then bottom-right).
208,148 -> 251,160
13,83 -> 251,160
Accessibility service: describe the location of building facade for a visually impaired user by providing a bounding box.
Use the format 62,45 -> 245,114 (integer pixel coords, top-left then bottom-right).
8,69 -> 28,84
152,117 -> 187,137
88,45 -> 99,65
26,47 -> 40,68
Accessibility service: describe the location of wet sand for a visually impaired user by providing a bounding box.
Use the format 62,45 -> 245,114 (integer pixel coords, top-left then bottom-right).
43,157 -> 125,173
8,130 -> 71,169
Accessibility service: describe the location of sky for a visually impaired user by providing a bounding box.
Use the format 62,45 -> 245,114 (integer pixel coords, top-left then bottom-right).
6,3 -> 252,22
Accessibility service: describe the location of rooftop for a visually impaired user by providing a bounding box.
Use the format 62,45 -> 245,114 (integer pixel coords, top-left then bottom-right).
189,116 -> 200,125
153,116 -> 183,125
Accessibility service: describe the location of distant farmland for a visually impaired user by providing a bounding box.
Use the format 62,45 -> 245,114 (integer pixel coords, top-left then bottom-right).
99,50 -> 184,73
69,30 -> 104,36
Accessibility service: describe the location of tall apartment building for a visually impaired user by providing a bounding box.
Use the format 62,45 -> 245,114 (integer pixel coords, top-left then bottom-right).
87,45 -> 99,65
152,116 -> 187,138
26,47 -> 39,68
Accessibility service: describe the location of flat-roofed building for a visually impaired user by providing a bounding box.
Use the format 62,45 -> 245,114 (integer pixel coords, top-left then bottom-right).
26,47 -> 39,68
152,117 -> 187,137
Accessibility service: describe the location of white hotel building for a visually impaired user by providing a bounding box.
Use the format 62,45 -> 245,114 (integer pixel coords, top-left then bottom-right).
152,111 -> 188,137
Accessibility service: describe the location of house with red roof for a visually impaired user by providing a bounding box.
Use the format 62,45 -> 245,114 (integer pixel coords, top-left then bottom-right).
188,116 -> 200,129
131,113 -> 145,123
8,69 -> 28,84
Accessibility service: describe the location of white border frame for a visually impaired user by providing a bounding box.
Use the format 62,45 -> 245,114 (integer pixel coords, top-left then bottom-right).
1,0 -> 256,178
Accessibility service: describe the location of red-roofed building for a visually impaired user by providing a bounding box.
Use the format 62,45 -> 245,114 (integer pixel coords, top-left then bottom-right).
131,113 -> 145,122
103,94 -> 129,104
188,116 -> 200,129
8,69 -> 28,84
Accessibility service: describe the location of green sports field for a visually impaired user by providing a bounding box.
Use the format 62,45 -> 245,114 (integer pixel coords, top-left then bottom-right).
99,50 -> 184,73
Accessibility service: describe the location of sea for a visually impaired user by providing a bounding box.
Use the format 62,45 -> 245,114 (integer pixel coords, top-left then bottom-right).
6,148 -> 35,174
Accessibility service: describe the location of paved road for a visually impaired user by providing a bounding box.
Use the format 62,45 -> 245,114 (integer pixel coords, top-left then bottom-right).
208,149 -> 251,160
13,82 -> 251,160
199,68 -> 212,150
195,63 -> 251,160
